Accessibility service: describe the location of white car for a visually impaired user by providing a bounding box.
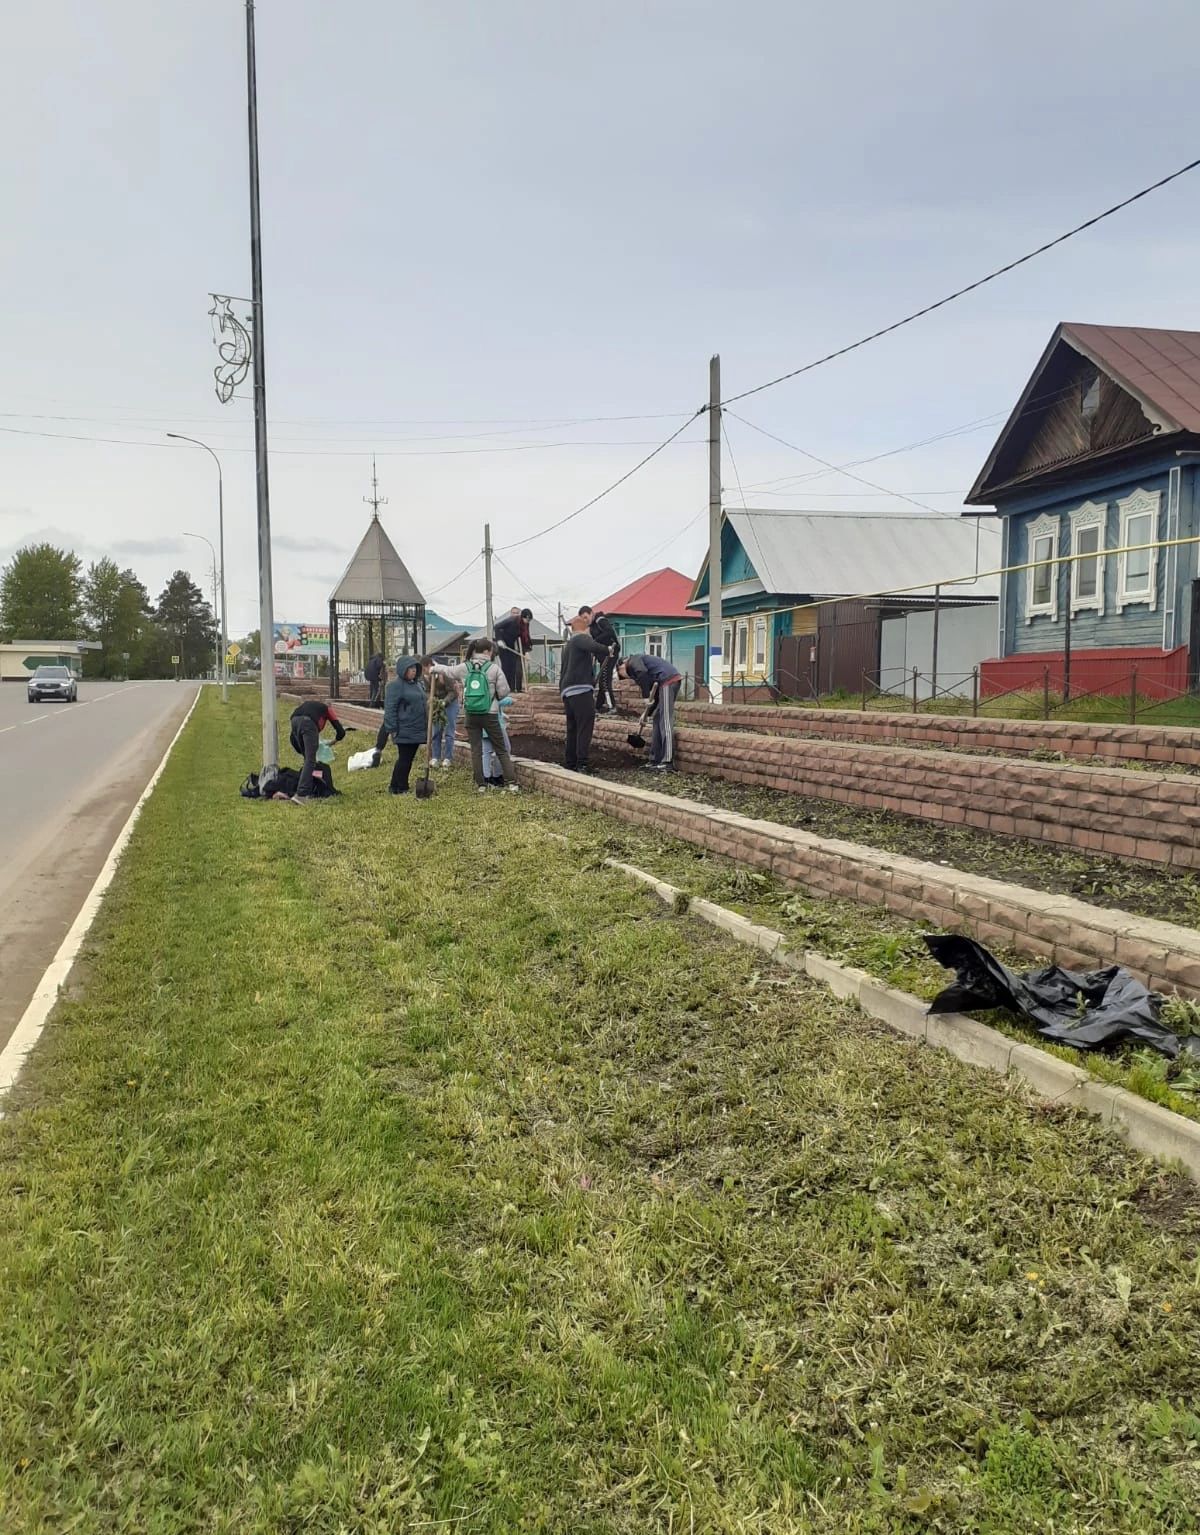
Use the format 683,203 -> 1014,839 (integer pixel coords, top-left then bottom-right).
28,665 -> 78,703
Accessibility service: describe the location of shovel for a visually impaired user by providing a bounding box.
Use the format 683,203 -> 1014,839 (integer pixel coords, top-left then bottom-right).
627,685 -> 659,750
415,678 -> 437,799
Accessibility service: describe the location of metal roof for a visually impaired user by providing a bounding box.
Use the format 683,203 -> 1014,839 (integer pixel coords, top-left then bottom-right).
691,512 -> 1000,608
592,567 -> 695,619
329,516 -> 425,606
1064,323 -> 1200,434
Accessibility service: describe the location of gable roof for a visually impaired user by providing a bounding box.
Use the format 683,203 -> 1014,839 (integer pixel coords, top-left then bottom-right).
690,512 -> 1000,607
967,322 -> 1200,504
329,516 -> 425,606
592,567 -> 695,619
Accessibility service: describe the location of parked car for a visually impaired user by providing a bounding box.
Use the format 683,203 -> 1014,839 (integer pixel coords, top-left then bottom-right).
27,665 -> 78,703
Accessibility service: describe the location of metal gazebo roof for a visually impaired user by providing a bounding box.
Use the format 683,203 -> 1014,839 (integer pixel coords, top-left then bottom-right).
329,515 -> 425,607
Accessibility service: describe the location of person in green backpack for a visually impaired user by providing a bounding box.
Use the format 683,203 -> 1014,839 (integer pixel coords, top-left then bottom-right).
428,639 -> 520,793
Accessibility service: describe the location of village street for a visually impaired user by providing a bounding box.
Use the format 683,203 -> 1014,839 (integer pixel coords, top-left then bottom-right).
0,680 -> 197,1054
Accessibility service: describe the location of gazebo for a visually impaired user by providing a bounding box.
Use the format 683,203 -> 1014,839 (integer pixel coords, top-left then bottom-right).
327,514 -> 427,700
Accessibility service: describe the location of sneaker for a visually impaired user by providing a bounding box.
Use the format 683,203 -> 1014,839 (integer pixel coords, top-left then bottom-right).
506,783 -> 521,794
477,785 -> 490,794
290,794 -> 314,805
441,758 -> 452,769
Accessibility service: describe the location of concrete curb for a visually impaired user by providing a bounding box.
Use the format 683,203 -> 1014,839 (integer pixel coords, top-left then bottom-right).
604,857 -> 1200,1182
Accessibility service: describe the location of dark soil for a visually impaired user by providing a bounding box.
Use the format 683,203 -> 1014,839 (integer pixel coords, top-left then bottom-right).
509,730 -> 1200,929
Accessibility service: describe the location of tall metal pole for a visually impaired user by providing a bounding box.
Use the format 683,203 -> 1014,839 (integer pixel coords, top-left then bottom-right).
708,354 -> 723,705
168,433 -> 228,702
246,0 -> 277,772
483,522 -> 495,636
183,531 -> 219,681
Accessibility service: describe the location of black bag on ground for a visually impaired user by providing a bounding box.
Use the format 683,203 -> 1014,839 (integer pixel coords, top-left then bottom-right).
923,933 -> 1199,1060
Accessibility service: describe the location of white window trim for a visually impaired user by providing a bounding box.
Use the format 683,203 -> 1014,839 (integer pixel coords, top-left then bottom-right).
734,619 -> 749,671
1069,500 -> 1106,617
646,629 -> 666,658
752,615 -> 768,671
1025,513 -> 1060,622
1116,488 -> 1161,613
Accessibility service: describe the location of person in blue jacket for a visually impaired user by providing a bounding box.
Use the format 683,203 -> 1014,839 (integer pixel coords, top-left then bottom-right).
382,656 -> 428,795
619,653 -> 683,771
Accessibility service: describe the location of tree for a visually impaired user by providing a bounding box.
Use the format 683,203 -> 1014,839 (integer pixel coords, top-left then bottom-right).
83,562 -> 156,677
153,570 -> 216,677
0,543 -> 83,641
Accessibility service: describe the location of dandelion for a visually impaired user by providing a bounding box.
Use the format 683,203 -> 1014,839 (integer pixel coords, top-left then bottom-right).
1026,1270 -> 1039,1282
1162,1301 -> 1174,1313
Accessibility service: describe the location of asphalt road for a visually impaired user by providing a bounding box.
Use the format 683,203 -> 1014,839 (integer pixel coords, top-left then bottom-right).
0,680 -> 198,1055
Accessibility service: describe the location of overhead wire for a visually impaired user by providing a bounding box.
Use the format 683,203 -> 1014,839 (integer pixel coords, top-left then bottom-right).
726,409 -> 964,520
497,407 -> 706,552
421,551 -> 481,599
719,154 -> 1200,407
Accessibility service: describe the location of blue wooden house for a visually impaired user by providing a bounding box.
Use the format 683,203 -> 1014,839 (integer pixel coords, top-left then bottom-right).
966,323 -> 1200,697
689,510 -> 998,698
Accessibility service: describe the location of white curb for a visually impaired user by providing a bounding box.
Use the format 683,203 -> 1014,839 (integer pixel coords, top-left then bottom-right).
0,688 -> 201,1108
603,857 -> 1200,1181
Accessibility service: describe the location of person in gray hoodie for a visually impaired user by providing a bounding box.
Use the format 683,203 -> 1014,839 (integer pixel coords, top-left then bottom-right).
382,656 -> 428,795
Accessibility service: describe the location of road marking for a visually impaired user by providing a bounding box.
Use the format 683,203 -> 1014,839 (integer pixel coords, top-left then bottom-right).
0,683 -> 147,736
0,687 -> 200,1107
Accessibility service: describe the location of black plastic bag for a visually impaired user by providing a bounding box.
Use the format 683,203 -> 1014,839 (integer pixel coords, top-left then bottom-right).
923,934 -> 1200,1060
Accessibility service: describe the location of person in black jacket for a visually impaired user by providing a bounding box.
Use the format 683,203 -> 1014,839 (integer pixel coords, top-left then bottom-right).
365,651 -> 385,708
288,699 -> 346,803
494,607 -> 532,692
559,615 -> 610,772
578,605 -> 621,712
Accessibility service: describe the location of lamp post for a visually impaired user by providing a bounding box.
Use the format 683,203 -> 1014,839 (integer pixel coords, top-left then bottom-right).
168,433 -> 228,702
183,531 -> 220,684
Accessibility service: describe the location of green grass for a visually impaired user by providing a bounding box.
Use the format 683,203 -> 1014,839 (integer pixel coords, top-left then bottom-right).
2,691 -> 1200,1533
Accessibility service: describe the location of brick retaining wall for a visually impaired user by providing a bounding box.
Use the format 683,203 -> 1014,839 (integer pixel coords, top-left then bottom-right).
675,702 -> 1200,772
523,711 -> 1200,871
515,760 -> 1200,1000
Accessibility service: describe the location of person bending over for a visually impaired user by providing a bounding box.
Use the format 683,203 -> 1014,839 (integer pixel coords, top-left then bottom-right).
619,653 -> 682,772
494,607 -> 533,692
288,698 -> 346,804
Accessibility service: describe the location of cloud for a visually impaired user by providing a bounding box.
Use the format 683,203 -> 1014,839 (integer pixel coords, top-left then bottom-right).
109,536 -> 187,557
273,534 -> 348,557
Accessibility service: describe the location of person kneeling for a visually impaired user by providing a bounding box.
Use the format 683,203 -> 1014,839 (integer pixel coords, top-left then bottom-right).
382,656 -> 427,795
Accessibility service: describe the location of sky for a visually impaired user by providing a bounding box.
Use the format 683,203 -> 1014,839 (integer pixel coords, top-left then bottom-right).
3,0 -> 1200,639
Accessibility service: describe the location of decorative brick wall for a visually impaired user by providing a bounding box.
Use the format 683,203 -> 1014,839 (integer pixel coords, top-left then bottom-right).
515,760 -> 1200,1000
675,702 -> 1200,772
520,711 -> 1200,871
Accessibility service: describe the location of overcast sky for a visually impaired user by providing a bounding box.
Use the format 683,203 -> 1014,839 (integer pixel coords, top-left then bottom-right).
3,0 -> 1199,636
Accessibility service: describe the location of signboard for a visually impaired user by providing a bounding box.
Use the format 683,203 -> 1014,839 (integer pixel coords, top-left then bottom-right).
273,622 -> 330,657
227,642 -> 242,662
170,655 -> 180,665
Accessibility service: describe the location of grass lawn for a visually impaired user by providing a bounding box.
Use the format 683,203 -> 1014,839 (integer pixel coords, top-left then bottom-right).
3,690 -> 1200,1533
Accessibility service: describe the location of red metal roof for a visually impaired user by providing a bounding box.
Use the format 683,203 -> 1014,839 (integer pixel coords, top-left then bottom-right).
1063,323 -> 1200,433
592,567 -> 695,619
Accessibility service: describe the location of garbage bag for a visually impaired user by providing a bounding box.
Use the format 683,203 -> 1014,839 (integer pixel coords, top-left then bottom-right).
316,741 -> 336,765
923,933 -> 1200,1060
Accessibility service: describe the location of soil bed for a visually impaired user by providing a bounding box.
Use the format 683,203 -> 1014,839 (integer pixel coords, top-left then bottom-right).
508,730 -> 1200,929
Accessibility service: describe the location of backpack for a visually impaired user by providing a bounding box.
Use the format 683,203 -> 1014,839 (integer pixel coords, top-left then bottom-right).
463,660 -> 493,715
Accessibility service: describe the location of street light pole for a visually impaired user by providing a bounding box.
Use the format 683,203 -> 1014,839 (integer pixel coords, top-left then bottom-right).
246,0 -> 278,775
183,532 -> 220,682
168,433 -> 228,702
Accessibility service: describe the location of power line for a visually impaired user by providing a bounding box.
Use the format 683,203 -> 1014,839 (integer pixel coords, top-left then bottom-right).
0,423 -> 696,459
728,409 -> 962,520
421,551 -> 481,599
720,154 -> 1200,407
498,408 -> 706,551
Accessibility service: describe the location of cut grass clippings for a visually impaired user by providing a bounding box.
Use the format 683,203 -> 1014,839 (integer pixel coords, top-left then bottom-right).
2,690 -> 1200,1532
524,741 -> 1200,930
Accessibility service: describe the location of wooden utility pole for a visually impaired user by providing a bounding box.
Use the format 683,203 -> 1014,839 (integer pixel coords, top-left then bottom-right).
708,354 -> 723,705
483,523 -> 495,636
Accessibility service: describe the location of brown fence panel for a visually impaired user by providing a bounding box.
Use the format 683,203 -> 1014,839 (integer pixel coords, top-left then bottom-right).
816,601 -> 881,694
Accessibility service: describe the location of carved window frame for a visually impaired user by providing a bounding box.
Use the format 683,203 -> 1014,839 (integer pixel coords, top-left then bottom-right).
1069,500 -> 1106,617
1025,513 -> 1060,622
1116,488 -> 1160,612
